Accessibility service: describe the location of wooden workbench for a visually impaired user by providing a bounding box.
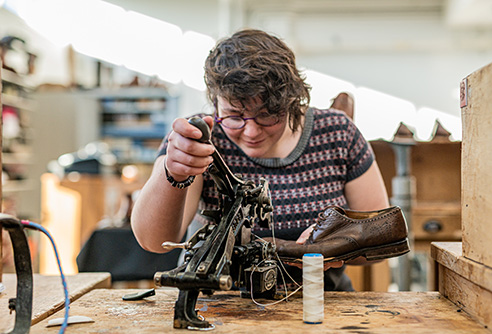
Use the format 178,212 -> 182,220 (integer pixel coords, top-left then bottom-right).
0,272 -> 111,333
432,242 -> 492,330
29,288 -> 489,333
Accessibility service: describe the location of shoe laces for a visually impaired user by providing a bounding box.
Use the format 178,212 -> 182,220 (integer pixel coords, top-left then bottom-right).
314,210 -> 331,231
315,205 -> 346,230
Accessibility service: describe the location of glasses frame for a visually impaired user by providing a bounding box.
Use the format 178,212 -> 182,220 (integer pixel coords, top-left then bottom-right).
214,113 -> 284,129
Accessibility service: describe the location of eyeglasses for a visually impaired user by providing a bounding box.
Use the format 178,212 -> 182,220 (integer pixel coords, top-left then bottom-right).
214,113 -> 284,129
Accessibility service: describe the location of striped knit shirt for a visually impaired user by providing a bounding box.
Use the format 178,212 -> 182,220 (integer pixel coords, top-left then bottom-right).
159,107 -> 374,233
158,107 -> 374,291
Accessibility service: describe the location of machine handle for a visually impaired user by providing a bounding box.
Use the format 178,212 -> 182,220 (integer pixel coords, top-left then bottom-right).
187,116 -> 243,197
188,116 -> 211,143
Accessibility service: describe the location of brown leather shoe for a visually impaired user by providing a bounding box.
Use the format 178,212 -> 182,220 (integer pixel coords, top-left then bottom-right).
268,206 -> 410,263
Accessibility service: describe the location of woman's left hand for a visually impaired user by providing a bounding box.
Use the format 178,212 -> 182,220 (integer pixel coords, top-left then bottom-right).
289,224 -> 344,270
284,260 -> 344,271
295,224 -> 315,244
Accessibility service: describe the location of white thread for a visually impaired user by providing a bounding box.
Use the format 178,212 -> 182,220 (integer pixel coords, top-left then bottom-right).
303,253 -> 324,324
249,234 -> 304,308
248,256 -> 301,307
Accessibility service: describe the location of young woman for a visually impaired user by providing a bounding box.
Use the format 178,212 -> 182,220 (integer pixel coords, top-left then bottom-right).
131,29 -> 389,290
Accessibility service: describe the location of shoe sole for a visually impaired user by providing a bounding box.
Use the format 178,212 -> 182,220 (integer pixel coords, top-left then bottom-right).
279,238 -> 410,264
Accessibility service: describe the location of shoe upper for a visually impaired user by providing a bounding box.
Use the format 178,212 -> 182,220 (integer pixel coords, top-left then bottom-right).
306,206 -> 408,249
264,205 -> 409,260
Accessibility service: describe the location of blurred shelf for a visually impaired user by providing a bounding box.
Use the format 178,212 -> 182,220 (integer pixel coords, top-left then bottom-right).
2,67 -> 36,219
101,125 -> 169,139
2,179 -> 34,194
97,87 -> 177,164
2,93 -> 33,111
93,86 -> 171,100
2,152 -> 33,164
1,68 -> 34,89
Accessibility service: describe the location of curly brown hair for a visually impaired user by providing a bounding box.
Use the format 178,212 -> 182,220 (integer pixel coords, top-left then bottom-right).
204,29 -> 311,132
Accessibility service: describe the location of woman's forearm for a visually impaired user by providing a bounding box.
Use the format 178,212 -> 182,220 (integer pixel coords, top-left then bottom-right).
131,156 -> 190,253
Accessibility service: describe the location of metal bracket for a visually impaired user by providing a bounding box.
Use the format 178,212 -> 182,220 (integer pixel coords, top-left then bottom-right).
460,78 -> 468,108
1,214 -> 33,334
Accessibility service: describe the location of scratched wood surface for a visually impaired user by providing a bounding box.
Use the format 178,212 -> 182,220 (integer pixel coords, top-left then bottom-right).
461,62 -> 492,267
0,272 -> 111,333
431,242 -> 492,292
432,242 -> 492,330
29,289 -> 489,333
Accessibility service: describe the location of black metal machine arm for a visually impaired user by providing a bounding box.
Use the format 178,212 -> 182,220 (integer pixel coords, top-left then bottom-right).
154,117 -> 278,330
1,214 -> 33,334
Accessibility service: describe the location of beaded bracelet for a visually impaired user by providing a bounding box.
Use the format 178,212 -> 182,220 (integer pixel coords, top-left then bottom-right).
164,163 -> 196,189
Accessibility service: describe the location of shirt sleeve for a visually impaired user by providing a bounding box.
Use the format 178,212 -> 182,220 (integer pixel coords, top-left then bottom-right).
345,116 -> 374,182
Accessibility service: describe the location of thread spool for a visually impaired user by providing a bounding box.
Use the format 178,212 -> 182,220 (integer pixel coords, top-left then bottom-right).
303,253 -> 324,324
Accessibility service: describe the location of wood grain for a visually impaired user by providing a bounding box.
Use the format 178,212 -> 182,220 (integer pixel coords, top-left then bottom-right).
431,242 -> 492,292
29,289 -> 489,333
0,272 -> 111,333
438,265 -> 492,331
461,62 -> 492,267
413,202 -> 461,241
432,241 -> 492,329
411,142 -> 461,203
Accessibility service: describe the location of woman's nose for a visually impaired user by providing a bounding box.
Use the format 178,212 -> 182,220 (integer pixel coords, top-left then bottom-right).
242,119 -> 262,137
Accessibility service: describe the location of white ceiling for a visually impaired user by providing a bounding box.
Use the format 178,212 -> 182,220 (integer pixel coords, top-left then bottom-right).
10,0 -> 479,135
445,0 -> 492,27
243,0 -> 492,31
243,0 -> 444,14
106,0 -> 492,33
99,0 -> 489,141
2,0 -> 489,134
104,0 -> 492,54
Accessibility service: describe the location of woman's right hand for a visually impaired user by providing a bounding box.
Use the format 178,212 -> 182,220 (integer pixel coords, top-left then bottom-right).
165,116 -> 215,181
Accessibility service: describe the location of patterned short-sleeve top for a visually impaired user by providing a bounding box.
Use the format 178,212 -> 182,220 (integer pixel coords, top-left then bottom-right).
157,107 -> 374,291
158,107 -> 374,234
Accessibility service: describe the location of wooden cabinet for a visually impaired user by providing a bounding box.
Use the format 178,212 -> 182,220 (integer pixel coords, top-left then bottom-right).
370,137 -> 461,291
344,134 -> 460,292
412,202 -> 461,242
371,139 -> 462,249
345,260 -> 390,292
39,173 -> 144,275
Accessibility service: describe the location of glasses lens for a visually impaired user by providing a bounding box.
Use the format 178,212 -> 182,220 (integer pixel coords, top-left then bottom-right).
255,113 -> 280,126
221,116 -> 245,129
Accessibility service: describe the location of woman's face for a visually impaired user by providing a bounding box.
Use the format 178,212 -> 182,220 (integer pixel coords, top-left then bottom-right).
216,96 -> 289,158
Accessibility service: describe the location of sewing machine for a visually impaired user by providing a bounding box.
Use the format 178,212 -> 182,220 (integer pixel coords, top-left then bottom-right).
154,117 -> 279,330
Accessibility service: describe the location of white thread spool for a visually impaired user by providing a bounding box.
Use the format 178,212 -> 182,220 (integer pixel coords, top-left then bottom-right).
303,253 -> 324,324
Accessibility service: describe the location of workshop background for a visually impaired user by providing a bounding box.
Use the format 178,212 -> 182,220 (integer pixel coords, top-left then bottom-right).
1,0 -> 491,292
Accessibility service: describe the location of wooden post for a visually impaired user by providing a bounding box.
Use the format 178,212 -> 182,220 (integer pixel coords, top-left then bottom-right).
461,62 -> 492,267
431,62 -> 492,330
